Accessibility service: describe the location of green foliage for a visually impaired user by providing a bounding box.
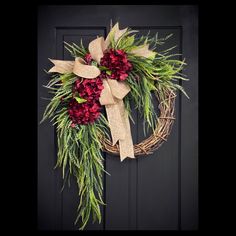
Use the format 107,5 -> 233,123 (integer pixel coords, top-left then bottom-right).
98,65 -> 112,75
72,116 -> 109,230
75,96 -> 87,104
118,28 -> 188,133
41,72 -> 110,230
64,40 -> 88,58
152,51 -> 189,103
124,73 -> 157,134
116,34 -> 135,51
54,113 -> 109,230
40,73 -> 77,124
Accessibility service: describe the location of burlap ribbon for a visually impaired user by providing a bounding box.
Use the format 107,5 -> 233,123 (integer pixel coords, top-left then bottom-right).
48,23 -> 155,161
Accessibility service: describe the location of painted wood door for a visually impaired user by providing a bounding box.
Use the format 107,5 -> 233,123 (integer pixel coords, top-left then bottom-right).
38,5 -> 198,230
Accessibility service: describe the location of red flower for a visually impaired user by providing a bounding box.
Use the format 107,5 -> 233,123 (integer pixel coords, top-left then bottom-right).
100,49 -> 132,81
68,77 -> 104,126
68,99 -> 101,125
67,49 -> 132,126
73,77 -> 104,102
84,53 -> 92,65
70,123 -> 76,128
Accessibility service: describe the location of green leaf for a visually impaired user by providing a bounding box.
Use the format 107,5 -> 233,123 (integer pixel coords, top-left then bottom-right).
75,96 -> 87,103
147,51 -> 157,60
91,61 -> 98,67
98,66 -> 108,71
106,70 -> 112,75
126,35 -> 135,46
60,73 -> 73,83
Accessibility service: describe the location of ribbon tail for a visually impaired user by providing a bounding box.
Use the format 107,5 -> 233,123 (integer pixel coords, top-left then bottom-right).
48,59 -> 74,74
99,79 -> 116,105
104,99 -> 126,145
99,79 -> 134,161
116,99 -> 135,161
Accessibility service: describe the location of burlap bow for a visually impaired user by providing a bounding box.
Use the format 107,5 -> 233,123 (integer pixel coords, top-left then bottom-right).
48,23 -> 155,161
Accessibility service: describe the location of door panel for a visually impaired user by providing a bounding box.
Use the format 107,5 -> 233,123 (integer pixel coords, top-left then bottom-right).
38,5 -> 198,231
134,27 -> 180,230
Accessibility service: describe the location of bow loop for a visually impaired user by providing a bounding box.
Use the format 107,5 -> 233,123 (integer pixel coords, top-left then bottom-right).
48,57 -> 100,79
88,37 -> 105,64
106,79 -> 130,100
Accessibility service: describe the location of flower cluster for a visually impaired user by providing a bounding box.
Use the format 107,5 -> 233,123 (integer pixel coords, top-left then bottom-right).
100,49 -> 132,81
68,49 -> 132,126
68,99 -> 101,126
68,77 -> 104,126
73,78 -> 104,102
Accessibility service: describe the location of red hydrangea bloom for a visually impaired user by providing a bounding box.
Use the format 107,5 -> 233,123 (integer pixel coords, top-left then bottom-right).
68,76 -> 104,126
84,53 -> 92,65
100,49 -> 132,81
68,99 -> 102,125
73,77 -> 104,102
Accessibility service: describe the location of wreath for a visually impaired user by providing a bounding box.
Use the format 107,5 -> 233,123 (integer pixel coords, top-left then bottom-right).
41,22 -> 188,230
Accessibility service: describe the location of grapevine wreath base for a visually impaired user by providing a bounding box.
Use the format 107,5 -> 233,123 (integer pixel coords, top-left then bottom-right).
41,22 -> 188,230
100,89 -> 176,156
